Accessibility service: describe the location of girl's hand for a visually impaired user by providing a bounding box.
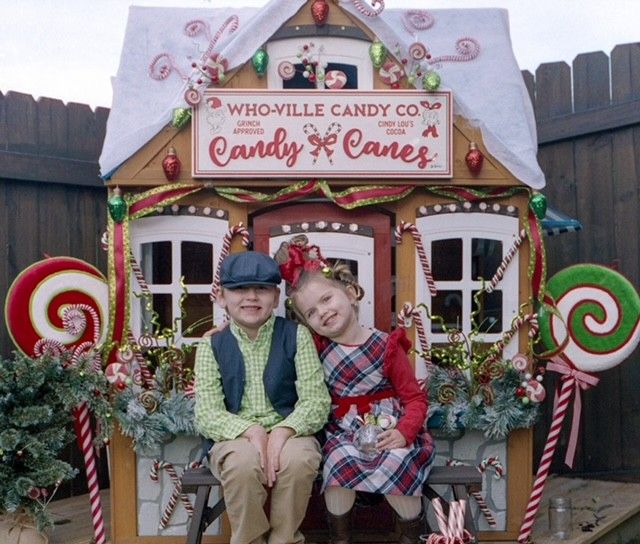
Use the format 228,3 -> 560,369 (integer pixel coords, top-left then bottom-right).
376,428 -> 407,450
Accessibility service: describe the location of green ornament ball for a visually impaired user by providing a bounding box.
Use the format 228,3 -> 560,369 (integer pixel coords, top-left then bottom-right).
530,192 -> 547,219
171,107 -> 192,129
252,48 -> 269,77
423,71 -> 441,91
369,40 -> 387,69
108,189 -> 128,223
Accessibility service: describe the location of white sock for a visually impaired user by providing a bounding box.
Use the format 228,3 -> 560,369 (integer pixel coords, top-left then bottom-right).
324,486 -> 356,515
385,494 -> 422,520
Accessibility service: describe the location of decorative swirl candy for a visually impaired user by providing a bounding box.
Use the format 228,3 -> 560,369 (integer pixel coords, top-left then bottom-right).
5,257 -> 108,357
428,37 -> 481,65
539,264 -> 640,373
408,42 -> 427,61
278,61 -> 296,81
402,9 -> 435,32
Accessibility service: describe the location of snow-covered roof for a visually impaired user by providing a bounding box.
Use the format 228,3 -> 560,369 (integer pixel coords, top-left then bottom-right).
99,0 -> 545,189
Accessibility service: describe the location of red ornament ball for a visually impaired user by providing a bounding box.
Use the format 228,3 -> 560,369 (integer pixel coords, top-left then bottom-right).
162,146 -> 182,181
515,386 -> 526,397
311,0 -> 329,26
465,142 -> 484,175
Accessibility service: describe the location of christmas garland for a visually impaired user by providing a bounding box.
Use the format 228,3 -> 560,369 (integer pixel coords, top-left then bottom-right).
0,353 -> 112,530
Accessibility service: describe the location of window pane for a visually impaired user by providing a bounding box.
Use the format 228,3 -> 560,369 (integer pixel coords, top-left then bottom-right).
430,290 -> 462,332
147,293 -> 172,331
431,239 -> 462,281
141,241 -> 172,284
472,290 -> 502,333
283,64 -> 316,89
181,241 -> 213,284
472,238 -> 503,281
182,294 -> 213,338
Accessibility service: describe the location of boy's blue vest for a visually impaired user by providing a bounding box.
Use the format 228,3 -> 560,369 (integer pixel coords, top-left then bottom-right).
210,317 -> 299,417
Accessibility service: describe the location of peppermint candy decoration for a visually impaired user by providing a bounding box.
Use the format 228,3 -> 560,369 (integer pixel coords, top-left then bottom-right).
5,257 -> 108,357
539,264 -> 640,373
408,42 -> 427,61
278,61 -> 296,81
379,60 -> 404,85
105,362 -> 129,388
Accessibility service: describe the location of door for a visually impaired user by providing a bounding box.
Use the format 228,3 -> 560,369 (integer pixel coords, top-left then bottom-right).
252,202 -> 397,539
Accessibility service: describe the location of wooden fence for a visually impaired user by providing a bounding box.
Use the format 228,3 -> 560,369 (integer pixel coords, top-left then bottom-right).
0,42 -> 639,490
524,42 -> 640,478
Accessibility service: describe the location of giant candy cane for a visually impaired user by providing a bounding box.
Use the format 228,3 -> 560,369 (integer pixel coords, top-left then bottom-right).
395,221 -> 437,296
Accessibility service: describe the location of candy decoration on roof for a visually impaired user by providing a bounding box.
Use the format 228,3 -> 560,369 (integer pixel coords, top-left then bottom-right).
402,9 -> 435,32
369,39 -> 387,69
162,147 -> 181,181
518,264 -> 640,544
108,186 -> 127,223
171,107 -> 192,129
148,16 -> 239,106
352,0 -> 385,17
251,48 -> 269,77
465,142 -> 484,175
311,0 -> 330,26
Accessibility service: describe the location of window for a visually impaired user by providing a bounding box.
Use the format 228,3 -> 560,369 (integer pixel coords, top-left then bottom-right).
129,210 -> 229,345
267,37 -> 373,90
414,205 -> 520,377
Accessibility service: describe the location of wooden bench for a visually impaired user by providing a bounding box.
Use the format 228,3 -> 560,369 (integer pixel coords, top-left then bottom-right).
181,465 -> 483,544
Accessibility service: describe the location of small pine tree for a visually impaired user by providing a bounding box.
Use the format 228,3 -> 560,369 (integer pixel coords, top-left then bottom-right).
0,352 -> 112,530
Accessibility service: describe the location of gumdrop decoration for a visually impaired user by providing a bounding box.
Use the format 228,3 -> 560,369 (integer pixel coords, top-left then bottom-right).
108,187 -> 128,223
529,192 -> 547,220
252,48 -> 269,77
465,142 -> 484,175
369,40 -> 387,69
162,147 -> 182,181
311,0 -> 330,26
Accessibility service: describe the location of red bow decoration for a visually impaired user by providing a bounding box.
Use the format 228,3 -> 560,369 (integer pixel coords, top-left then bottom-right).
278,243 -> 328,288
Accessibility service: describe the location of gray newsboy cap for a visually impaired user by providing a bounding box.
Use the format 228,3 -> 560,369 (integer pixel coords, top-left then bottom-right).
220,251 -> 282,289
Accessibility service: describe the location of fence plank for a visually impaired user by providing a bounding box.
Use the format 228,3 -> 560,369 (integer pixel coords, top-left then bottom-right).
572,51 -> 622,473
5,92 -> 38,154
611,43 -> 640,472
36,97 -> 69,156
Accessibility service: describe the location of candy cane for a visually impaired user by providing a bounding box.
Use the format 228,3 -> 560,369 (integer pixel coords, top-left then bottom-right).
486,229 -> 526,293
123,335 -> 155,388
517,378 -> 573,543
395,221 -> 437,296
398,302 -> 432,365
129,251 -> 151,295
74,403 -> 106,544
352,0 -> 385,17
151,460 -> 199,529
485,313 -> 538,364
211,223 -> 250,301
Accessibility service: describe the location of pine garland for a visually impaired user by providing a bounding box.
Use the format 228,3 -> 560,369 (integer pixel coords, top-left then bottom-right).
0,352 -> 112,530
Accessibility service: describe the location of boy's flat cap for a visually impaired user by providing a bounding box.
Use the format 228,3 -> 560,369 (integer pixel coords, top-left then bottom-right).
220,251 -> 281,289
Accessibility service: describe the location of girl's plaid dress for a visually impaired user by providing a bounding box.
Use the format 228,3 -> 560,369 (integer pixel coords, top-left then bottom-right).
320,329 -> 435,495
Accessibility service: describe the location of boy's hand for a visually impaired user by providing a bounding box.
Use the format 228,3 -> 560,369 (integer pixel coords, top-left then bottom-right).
242,424 -> 268,470
265,426 -> 295,487
376,428 -> 407,450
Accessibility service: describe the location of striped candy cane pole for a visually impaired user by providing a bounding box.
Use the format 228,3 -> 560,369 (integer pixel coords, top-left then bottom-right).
486,229 -> 526,293
124,333 -> 155,388
474,457 -> 505,527
518,377 -> 575,543
431,497 -> 450,538
74,403 -> 106,544
398,303 -> 431,356
352,0 -> 385,16
211,223 -> 250,301
395,221 -> 437,296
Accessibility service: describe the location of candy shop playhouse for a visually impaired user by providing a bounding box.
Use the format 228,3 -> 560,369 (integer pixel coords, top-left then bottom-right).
74,0 -> 637,543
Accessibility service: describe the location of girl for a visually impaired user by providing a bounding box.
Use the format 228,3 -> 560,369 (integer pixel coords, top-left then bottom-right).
275,237 -> 435,544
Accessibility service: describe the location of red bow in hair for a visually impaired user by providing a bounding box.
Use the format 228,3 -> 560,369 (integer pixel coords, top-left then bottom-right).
279,243 -> 327,288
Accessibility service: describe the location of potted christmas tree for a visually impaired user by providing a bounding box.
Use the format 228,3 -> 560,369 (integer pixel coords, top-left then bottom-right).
0,352 -> 111,543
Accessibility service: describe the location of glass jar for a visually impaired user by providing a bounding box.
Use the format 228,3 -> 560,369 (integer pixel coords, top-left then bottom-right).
548,496 -> 572,539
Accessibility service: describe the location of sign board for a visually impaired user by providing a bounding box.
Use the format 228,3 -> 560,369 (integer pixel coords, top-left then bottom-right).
192,90 -> 452,178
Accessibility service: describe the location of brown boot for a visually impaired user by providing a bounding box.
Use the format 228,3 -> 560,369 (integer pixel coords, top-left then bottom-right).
327,511 -> 352,544
397,511 -> 426,544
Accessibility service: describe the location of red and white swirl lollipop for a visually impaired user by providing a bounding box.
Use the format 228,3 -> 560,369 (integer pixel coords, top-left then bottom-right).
5,256 -> 108,357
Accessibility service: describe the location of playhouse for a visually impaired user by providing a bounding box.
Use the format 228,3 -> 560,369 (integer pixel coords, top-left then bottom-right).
98,1 -> 548,542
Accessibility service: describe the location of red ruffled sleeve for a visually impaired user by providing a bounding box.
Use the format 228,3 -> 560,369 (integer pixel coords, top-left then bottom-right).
383,328 -> 428,444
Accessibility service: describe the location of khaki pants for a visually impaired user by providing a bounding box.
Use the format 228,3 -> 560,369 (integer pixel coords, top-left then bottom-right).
210,436 -> 321,544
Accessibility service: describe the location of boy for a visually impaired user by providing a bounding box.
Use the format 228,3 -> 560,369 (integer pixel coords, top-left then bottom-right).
195,251 -> 331,544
